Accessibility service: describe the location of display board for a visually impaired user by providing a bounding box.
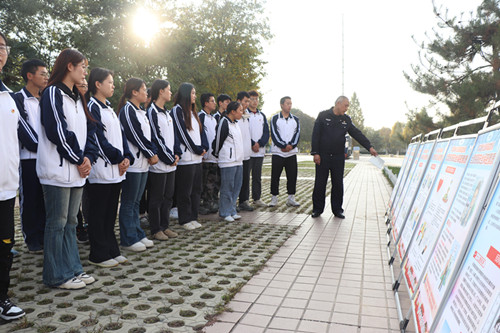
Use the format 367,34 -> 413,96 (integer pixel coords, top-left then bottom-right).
388,142 -> 419,210
402,136 -> 476,295
412,127 -> 500,332
397,140 -> 450,259
390,144 -> 424,227
392,141 -> 436,242
433,175 -> 500,333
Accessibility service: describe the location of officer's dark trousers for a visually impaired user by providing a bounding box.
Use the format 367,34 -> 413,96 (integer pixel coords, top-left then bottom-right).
312,154 -> 345,214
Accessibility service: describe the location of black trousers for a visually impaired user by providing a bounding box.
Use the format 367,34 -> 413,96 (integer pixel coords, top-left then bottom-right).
19,159 -> 46,251
249,156 -> 264,201
84,182 -> 122,263
312,154 -> 345,214
175,163 -> 202,225
0,198 -> 15,300
239,159 -> 251,203
147,171 -> 175,234
271,155 -> 298,196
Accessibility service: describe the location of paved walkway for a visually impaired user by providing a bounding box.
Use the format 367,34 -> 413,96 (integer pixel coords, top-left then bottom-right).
205,160 -> 413,333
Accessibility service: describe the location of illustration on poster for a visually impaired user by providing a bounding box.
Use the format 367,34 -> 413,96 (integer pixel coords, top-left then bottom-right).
459,180 -> 482,227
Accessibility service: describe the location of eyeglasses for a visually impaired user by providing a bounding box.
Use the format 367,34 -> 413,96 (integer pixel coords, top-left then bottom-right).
0,45 -> 11,55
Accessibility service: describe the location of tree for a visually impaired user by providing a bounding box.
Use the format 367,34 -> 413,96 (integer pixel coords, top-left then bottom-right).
404,0 -> 500,125
347,92 -> 365,131
389,122 -> 408,154
402,107 -> 440,142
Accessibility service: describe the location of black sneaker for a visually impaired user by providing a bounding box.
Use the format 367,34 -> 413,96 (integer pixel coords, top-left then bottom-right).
0,298 -> 25,320
76,226 -> 89,244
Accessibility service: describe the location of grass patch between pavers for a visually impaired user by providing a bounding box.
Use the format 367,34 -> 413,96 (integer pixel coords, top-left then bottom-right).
5,219 -> 298,332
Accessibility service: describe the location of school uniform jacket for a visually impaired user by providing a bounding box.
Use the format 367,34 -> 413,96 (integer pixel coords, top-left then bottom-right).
270,112 -> 300,158
212,115 -> 244,168
171,104 -> 209,166
214,111 -> 222,123
0,80 -> 22,200
87,97 -> 134,184
198,109 -> 218,163
248,109 -> 269,157
238,115 -> 252,161
147,103 -> 181,173
36,83 -> 98,187
119,101 -> 157,173
14,88 -> 41,159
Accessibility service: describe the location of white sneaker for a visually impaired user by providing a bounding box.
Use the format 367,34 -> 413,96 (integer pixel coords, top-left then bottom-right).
183,222 -> 197,230
89,258 -> 119,268
58,277 -> 86,290
253,199 -> 267,207
190,221 -> 202,228
114,255 -> 128,264
76,273 -> 95,285
232,214 -> 242,220
269,196 -> 278,207
286,196 -> 300,207
122,242 -> 147,252
140,237 -> 154,248
224,216 -> 235,222
170,207 -> 178,220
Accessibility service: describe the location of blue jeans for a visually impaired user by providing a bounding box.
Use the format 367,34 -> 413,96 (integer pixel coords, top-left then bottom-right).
119,172 -> 148,246
42,185 -> 84,287
219,165 -> 243,217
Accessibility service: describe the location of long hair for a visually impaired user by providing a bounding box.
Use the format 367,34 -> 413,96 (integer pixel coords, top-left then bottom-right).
47,48 -> 92,121
174,82 -> 201,132
117,77 -> 145,113
148,79 -> 170,109
86,67 -> 113,101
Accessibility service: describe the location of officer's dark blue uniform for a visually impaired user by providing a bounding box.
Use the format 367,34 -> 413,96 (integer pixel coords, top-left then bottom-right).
311,108 -> 372,217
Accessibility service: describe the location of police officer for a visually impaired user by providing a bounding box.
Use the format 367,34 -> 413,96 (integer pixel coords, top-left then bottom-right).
311,96 -> 377,219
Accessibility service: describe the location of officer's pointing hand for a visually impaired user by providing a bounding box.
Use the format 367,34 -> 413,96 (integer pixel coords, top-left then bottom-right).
369,147 -> 378,156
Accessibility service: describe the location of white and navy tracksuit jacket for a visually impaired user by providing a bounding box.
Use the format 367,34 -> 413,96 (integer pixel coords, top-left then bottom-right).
37,83 -> 98,188
198,109 -> 218,164
238,115 -> 252,161
14,87 -> 40,160
248,109 -> 269,157
0,80 -> 27,200
147,103 -> 181,173
119,101 -> 157,173
87,97 -> 134,184
270,112 -> 300,158
212,116 -> 244,168
171,104 -> 209,166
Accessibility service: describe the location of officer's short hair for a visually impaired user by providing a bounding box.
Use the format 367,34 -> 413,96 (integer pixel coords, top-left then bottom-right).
335,96 -> 348,105
280,96 -> 291,105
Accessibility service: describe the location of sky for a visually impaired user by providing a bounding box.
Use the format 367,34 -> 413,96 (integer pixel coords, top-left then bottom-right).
259,0 -> 484,129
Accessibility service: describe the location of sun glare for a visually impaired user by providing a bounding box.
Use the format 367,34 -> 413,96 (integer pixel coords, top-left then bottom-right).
132,8 -> 160,47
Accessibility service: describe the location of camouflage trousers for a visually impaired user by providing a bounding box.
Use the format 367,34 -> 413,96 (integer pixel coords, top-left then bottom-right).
200,162 -> 220,212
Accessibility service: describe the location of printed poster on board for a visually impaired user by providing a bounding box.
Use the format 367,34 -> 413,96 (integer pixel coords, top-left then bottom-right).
397,140 -> 450,259
389,143 -> 419,208
392,142 -> 435,241
434,174 -> 500,333
403,136 -> 476,295
391,144 -> 424,227
413,128 -> 500,332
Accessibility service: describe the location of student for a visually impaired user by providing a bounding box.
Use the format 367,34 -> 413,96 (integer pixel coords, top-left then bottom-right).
147,79 -> 180,241
213,101 -> 244,222
269,96 -> 301,207
247,90 -> 269,207
118,78 -> 158,252
0,30 -> 26,320
84,68 -> 134,267
37,48 -> 97,290
199,93 -> 219,215
236,91 -> 254,211
15,59 -> 48,254
215,93 -> 231,123
171,82 -> 209,230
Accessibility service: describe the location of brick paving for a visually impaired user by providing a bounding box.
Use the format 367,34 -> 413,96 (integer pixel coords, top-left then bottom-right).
205,159 -> 414,333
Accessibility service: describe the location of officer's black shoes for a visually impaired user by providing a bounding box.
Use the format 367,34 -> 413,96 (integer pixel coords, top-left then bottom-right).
333,211 -> 345,219
311,211 -> 322,218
